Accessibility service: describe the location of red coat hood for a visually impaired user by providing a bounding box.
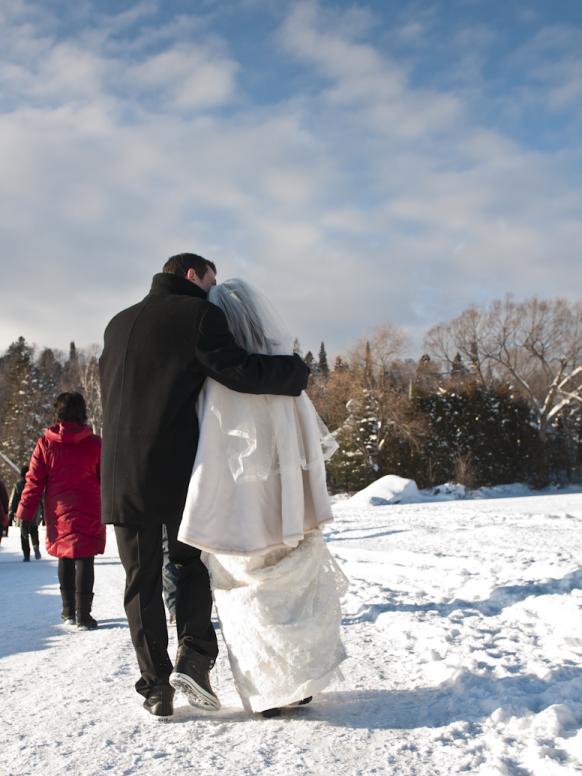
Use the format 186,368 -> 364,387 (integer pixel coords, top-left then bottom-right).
44,422 -> 94,445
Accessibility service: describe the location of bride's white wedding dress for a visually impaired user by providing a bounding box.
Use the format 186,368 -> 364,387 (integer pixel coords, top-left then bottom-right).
178,280 -> 347,713
204,531 -> 347,713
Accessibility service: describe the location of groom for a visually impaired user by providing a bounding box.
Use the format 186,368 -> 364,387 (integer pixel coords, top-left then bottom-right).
99,253 -> 309,718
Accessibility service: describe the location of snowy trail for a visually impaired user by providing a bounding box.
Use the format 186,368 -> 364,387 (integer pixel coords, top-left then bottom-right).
2,493 -> 582,776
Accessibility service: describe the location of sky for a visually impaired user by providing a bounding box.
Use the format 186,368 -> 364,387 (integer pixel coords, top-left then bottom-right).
1,0 -> 581,360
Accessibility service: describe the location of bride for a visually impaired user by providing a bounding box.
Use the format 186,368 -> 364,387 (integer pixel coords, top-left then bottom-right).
177,278 -> 347,716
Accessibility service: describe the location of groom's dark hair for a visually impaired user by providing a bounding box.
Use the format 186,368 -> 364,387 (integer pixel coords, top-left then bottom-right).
163,253 -> 217,280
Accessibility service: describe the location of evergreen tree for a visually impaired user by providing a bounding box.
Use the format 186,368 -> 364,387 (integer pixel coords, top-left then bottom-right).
80,352 -> 102,435
60,341 -> 82,392
36,348 -> 63,428
326,408 -> 369,493
292,338 -> 303,357
318,342 -> 329,377
416,384 -> 542,488
304,351 -> 315,370
358,389 -> 382,475
326,391 -> 381,492
0,337 -> 44,480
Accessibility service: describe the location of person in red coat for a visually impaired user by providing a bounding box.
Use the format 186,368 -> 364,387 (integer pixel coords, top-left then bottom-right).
17,392 -> 105,629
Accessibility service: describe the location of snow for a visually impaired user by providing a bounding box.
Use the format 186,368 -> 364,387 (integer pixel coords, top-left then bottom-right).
3,491 -> 582,775
348,477 -> 582,506
347,475 -> 420,506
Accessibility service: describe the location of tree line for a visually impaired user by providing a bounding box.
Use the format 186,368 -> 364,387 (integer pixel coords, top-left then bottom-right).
1,295 -> 581,492
301,296 -> 582,493
0,338 -> 101,483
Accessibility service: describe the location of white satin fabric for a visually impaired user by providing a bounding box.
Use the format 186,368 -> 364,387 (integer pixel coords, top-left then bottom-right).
203,531 -> 348,712
178,371 -> 347,713
178,379 -> 337,554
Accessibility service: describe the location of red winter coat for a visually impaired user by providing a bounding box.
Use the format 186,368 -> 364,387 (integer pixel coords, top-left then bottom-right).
17,422 -> 105,559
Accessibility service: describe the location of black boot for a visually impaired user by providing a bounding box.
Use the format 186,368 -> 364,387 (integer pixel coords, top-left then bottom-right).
60,588 -> 75,625
169,643 -> 220,710
33,545 -> 41,560
143,685 -> 174,720
76,593 -> 98,630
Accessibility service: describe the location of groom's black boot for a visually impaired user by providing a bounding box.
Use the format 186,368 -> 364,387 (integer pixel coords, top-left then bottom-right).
170,642 -> 220,710
143,685 -> 174,720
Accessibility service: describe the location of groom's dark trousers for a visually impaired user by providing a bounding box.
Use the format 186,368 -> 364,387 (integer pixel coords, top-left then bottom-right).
114,519 -> 218,698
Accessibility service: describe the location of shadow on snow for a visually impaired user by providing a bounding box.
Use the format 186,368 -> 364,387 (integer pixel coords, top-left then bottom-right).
302,665 -> 582,731
0,545 -> 128,659
343,568 -> 582,625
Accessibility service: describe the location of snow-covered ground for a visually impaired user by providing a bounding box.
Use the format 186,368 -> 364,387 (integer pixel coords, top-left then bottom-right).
2,491 -> 582,776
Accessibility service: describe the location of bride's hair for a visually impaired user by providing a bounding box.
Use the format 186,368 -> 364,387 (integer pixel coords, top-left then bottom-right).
209,279 -> 289,355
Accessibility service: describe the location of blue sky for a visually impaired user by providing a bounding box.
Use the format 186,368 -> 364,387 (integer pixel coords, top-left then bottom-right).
1,0 -> 581,359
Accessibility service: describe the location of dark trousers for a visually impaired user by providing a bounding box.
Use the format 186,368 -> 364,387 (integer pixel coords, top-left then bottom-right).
58,556 -> 95,595
161,524 -> 178,618
114,520 -> 218,698
21,522 -> 40,559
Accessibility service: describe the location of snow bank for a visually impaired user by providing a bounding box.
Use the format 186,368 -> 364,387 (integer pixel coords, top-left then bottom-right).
347,475 -> 420,506
337,479 -> 582,507
430,482 -> 467,500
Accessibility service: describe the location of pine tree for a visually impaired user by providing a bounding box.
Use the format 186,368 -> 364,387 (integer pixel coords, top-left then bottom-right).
79,352 -> 102,435
36,348 -> 63,428
304,351 -> 315,370
0,338 -> 45,479
293,338 -> 303,357
60,341 -> 82,392
318,342 -> 329,377
325,391 -> 381,492
416,384 -> 541,488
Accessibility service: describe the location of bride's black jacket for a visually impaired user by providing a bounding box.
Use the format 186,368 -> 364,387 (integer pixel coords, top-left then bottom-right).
99,273 -> 308,526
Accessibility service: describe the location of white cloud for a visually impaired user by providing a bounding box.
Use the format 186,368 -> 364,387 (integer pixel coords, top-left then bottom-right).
126,43 -> 239,110
510,25 -> 582,116
0,0 -> 580,362
279,1 -> 461,139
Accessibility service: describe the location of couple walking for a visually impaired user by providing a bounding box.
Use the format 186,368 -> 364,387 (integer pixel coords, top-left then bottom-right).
99,253 -> 346,719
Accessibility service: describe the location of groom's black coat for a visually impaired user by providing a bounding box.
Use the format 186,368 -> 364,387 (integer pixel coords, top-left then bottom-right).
99,272 -> 308,526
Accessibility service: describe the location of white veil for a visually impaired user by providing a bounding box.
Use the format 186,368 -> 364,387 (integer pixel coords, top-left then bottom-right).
209,279 -> 292,356
206,279 -> 338,483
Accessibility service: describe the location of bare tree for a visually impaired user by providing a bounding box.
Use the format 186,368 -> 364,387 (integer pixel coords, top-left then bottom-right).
348,324 -> 408,389
426,296 -> 582,437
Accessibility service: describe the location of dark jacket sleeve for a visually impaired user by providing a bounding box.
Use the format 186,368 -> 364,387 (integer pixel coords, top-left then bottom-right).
195,303 -> 309,396
16,440 -> 47,522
